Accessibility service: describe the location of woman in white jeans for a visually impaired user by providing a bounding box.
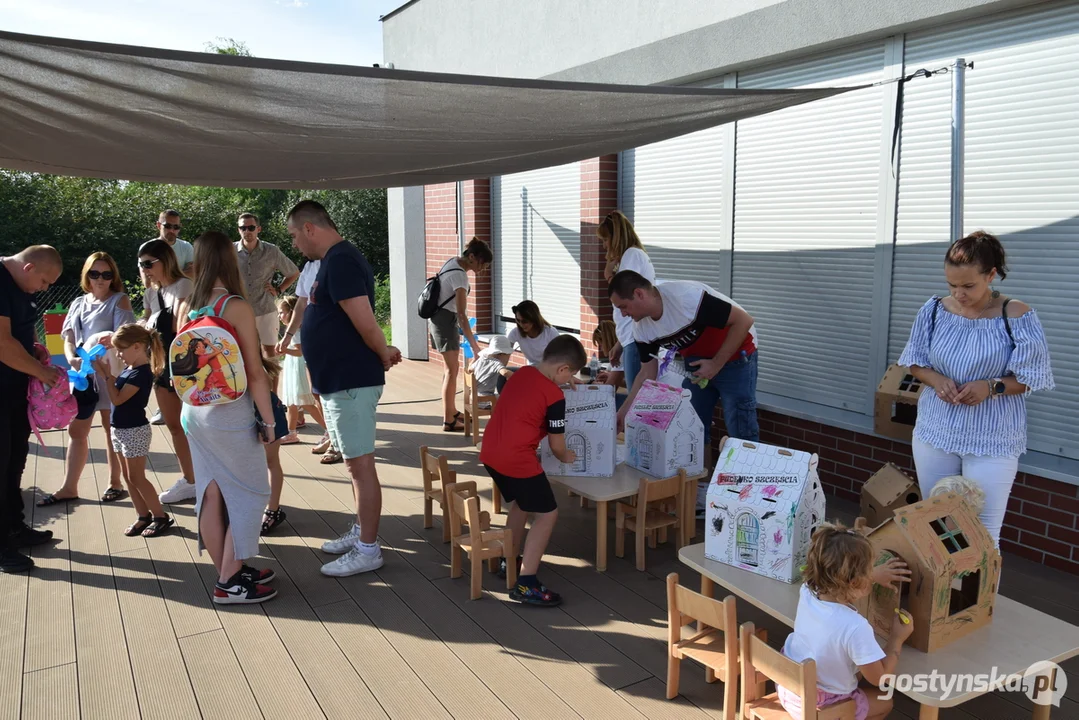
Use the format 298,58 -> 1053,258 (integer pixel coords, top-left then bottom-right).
899,231 -> 1054,546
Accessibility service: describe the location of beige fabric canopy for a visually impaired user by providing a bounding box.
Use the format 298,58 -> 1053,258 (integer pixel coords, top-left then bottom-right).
0,31 -> 863,189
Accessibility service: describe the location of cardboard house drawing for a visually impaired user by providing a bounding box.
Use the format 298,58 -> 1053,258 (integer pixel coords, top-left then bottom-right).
705,437 -> 826,583
860,463 -> 922,528
860,492 -> 1000,653
875,364 -> 927,442
623,380 -> 704,478
540,384 -> 617,477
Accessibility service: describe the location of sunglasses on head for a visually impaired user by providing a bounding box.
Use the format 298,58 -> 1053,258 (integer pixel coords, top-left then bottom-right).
138,259 -> 160,269
88,270 -> 114,281
238,225 -> 257,232
160,222 -> 181,230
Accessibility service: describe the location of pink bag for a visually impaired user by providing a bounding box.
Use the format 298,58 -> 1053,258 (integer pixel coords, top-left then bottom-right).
27,343 -> 78,446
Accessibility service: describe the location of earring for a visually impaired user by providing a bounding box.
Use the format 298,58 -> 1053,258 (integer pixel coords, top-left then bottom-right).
991,288 -> 1000,299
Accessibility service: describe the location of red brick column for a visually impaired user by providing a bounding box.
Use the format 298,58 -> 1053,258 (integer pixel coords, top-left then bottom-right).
580,155 -> 619,355
463,179 -> 492,333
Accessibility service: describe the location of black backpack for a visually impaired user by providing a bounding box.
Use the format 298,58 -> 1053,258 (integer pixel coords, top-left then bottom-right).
416,266 -> 465,319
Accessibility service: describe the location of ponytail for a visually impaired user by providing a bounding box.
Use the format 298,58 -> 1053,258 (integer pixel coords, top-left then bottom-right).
464,237 -> 493,265
945,230 -> 1008,280
112,323 -> 166,378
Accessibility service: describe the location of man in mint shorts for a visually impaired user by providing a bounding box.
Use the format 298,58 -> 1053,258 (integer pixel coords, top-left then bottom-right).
286,200 -> 402,577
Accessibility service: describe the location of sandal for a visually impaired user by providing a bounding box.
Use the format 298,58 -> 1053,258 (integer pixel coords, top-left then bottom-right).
124,514 -> 153,537
36,493 -> 78,507
320,449 -> 343,465
261,508 -> 287,535
141,516 -> 174,538
101,487 -> 127,503
312,435 -> 331,454
442,412 -> 464,432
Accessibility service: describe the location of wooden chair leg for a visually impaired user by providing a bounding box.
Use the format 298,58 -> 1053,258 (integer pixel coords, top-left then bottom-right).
450,543 -> 463,579
666,649 -> 681,700
505,550 -> 517,590
580,496 -> 589,509
722,666 -> 736,720
472,414 -> 480,445
493,483 -> 502,515
470,554 -> 482,600
615,506 -> 626,558
441,503 -> 451,544
636,515 -> 647,572
423,495 -> 433,529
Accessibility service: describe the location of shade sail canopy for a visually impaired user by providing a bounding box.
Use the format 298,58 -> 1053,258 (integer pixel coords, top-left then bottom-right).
0,31 -> 863,189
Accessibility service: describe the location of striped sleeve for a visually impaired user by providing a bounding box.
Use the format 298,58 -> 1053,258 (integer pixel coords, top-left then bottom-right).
1006,310 -> 1055,394
897,297 -> 937,368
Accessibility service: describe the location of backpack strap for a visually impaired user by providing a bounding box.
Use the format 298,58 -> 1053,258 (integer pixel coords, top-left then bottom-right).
928,296 -> 942,348
436,266 -> 467,311
1001,298 -> 1015,347
187,293 -> 240,321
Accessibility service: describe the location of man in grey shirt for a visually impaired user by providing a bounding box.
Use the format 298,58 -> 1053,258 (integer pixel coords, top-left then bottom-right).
235,212 -> 299,358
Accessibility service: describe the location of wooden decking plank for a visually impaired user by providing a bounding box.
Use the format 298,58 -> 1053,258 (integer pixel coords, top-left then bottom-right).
615,677 -> 710,719
0,513 -> 29,720
21,662 -> 78,720
179,629 -> 262,720
316,598 -> 451,720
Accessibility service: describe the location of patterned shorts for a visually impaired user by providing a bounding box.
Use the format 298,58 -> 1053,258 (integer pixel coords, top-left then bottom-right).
111,424 -> 152,459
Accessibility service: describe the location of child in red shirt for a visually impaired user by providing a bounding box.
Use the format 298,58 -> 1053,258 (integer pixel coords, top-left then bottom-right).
480,335 -> 587,606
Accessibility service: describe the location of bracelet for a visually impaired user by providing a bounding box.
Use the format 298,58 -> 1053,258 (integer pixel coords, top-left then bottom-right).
257,419 -> 273,428
283,331 -> 294,337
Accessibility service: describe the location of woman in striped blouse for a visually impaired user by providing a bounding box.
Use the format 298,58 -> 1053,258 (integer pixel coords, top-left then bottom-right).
898,231 -> 1054,546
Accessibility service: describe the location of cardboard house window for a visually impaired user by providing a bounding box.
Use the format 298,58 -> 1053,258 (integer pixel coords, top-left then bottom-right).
736,512 -> 760,567
931,516 -> 969,554
898,373 -> 923,393
567,433 -> 587,473
637,429 -> 653,472
949,571 -> 981,615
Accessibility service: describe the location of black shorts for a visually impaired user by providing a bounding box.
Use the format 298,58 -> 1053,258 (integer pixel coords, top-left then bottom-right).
73,385 -> 99,421
484,465 -> 558,514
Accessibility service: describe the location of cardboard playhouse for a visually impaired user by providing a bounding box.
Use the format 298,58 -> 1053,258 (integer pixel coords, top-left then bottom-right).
623,380 -> 705,479
540,384 -> 617,477
860,463 -> 922,528
875,364 -> 927,442
705,437 -> 826,583
859,492 -> 1000,653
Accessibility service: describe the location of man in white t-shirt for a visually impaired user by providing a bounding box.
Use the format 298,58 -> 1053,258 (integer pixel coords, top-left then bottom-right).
609,270 -> 760,446
139,209 -> 194,281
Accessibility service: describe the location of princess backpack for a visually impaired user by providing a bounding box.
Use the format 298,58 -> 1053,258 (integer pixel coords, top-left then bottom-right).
27,343 -> 78,446
169,294 -> 248,406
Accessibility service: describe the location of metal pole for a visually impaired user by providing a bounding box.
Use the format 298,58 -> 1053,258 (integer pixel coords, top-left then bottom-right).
949,58 -> 967,242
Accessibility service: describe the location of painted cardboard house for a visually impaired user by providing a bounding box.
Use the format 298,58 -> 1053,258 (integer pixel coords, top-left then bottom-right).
540,384 -> 617,477
860,492 -> 1000,653
623,380 -> 704,478
874,364 -> 926,442
705,437 -> 826,583
860,463 -> 922,528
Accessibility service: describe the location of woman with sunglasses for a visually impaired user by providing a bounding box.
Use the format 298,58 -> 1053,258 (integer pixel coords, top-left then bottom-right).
38,252 -> 136,506
138,240 -> 198,505
496,300 -> 562,393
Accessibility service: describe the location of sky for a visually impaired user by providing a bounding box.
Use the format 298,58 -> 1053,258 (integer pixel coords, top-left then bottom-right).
0,0 -> 404,67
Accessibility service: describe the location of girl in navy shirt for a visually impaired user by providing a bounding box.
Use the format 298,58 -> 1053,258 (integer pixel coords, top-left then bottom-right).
94,324 -> 173,537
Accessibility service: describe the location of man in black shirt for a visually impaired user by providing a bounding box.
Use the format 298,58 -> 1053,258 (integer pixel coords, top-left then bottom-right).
0,246 -> 65,573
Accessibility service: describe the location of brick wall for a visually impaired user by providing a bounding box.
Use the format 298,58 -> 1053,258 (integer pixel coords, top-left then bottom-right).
579,156 -> 619,356
710,409 -> 1079,577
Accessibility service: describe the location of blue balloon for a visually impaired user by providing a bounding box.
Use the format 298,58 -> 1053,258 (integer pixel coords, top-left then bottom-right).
67,343 -> 105,391
461,317 -> 478,359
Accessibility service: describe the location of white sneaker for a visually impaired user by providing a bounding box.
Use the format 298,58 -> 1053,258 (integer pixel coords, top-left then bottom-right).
321,523 -> 361,554
150,409 -> 165,425
159,478 -> 196,503
320,545 -> 383,577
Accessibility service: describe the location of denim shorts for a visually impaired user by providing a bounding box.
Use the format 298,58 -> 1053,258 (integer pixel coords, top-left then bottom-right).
321,385 -> 384,459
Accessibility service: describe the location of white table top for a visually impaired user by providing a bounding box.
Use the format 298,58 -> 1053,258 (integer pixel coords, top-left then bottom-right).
549,463 -> 707,502
679,543 -> 1079,707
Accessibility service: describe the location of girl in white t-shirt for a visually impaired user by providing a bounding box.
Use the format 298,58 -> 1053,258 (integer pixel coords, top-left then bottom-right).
780,524 -> 914,720
506,300 -> 560,365
597,211 -> 655,389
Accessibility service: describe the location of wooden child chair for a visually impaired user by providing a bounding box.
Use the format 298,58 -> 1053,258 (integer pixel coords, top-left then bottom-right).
740,622 -> 856,720
445,481 -> 515,600
420,446 -> 455,543
615,469 -> 687,571
462,366 -> 497,447
666,572 -> 740,719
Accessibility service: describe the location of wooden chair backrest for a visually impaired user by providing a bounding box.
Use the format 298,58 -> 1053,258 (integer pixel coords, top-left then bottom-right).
463,367 -> 478,406
666,573 -> 733,631
420,447 -> 453,494
639,468 -> 687,506
740,622 -> 817,715
446,481 -> 482,544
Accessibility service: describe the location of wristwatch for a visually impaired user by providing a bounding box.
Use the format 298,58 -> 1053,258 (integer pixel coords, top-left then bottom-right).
989,378 -> 1006,397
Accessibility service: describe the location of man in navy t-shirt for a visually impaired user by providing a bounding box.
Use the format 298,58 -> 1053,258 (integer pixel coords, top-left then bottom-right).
0,246 -> 65,573
287,200 -> 401,578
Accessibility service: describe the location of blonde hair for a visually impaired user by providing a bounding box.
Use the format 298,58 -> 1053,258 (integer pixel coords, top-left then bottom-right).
111,323 -> 165,378
929,476 -> 986,515
80,252 -> 123,294
597,210 -> 644,263
276,294 -> 298,321
803,522 -> 873,605
592,320 -> 617,357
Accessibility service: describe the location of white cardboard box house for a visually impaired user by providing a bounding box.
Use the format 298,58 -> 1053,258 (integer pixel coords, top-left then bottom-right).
623,380 -> 705,478
540,384 -> 617,477
705,437 -> 826,583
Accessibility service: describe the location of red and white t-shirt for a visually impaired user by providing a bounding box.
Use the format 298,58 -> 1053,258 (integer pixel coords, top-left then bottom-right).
632,280 -> 757,362
479,366 -> 566,478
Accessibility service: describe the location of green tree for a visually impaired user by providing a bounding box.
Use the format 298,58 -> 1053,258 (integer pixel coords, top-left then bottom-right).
205,38 -> 252,56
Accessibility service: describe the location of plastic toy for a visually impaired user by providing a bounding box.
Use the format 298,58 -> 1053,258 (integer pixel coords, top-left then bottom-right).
66,343 -> 107,391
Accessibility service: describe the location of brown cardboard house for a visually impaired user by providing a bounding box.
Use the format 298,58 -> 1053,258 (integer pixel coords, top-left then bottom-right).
874,364 -> 926,442
859,492 -> 1000,653
860,463 -> 922,528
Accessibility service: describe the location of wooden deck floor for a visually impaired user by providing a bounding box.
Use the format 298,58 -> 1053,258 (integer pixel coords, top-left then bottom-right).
7,359 -> 1078,720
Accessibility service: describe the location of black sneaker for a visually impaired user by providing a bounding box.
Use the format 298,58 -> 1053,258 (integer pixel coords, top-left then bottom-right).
509,580 -> 562,607
0,547 -> 34,574
213,576 -> 277,605
495,556 -> 522,580
10,524 -> 53,548
239,565 -> 276,584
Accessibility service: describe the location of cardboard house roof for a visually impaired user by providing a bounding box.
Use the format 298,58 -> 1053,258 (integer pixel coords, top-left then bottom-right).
0,31 -> 863,189
880,493 -> 996,573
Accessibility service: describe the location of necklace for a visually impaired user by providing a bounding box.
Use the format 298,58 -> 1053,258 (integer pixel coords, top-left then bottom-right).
960,294 -> 994,320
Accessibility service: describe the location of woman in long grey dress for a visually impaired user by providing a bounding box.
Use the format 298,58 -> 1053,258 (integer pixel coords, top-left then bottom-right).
176,231 -> 278,605
38,252 -> 136,505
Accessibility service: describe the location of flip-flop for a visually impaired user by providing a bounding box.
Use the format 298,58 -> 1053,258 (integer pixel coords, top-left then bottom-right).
100,487 -> 127,503
36,493 -> 78,507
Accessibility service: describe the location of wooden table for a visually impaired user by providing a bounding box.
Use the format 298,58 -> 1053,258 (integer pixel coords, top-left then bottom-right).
679,543 -> 1079,719
548,463 -> 705,571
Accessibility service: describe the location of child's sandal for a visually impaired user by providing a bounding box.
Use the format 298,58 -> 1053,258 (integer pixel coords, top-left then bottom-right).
261,508 -> 287,535
125,514 -> 153,537
141,516 -> 174,538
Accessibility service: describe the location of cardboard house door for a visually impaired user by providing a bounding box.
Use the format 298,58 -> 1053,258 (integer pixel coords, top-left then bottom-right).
567,433 -> 587,473
674,432 -> 696,467
637,429 -> 653,473
736,512 -> 761,567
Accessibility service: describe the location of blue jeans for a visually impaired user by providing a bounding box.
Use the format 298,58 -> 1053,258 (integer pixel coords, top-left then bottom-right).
622,341 -> 642,390
683,352 -> 759,446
